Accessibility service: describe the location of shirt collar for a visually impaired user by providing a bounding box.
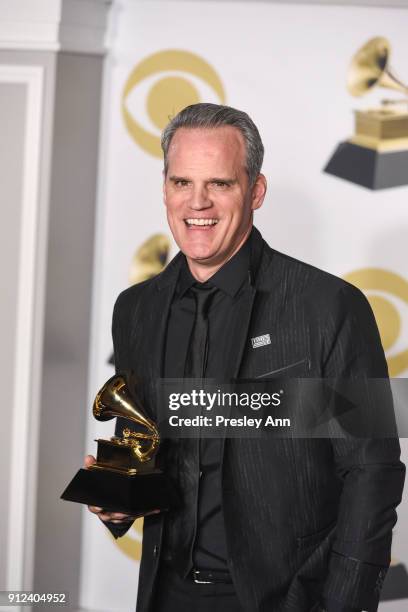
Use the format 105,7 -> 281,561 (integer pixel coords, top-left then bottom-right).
177,231 -> 252,299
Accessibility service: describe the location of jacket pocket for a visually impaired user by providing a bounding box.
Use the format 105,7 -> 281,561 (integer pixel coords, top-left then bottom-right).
256,357 -> 310,379
297,520 -> 336,550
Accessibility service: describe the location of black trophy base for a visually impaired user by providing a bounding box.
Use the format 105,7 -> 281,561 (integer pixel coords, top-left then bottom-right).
380,563 -> 408,601
61,468 -> 179,516
324,141 -> 408,190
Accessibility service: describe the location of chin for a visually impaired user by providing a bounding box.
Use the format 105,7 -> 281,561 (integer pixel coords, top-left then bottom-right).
180,236 -> 217,258
184,246 -> 215,262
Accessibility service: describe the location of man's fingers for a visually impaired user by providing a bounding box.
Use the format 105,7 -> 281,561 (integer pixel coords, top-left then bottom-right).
88,504 -> 161,522
84,454 -> 96,469
108,512 -> 134,520
99,512 -> 118,522
99,512 -> 135,523
88,507 -> 137,522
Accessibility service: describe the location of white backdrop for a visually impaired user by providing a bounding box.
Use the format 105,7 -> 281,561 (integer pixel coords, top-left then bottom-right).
80,1 -> 408,610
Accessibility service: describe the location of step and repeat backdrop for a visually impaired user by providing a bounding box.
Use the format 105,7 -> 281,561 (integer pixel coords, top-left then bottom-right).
80,1 -> 408,610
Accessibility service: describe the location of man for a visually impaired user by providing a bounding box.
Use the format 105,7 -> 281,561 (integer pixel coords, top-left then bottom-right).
87,103 -> 405,612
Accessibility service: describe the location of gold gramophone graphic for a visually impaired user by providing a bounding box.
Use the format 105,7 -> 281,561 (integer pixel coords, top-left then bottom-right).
129,233 -> 171,286
324,36 -> 408,189
61,374 -> 178,515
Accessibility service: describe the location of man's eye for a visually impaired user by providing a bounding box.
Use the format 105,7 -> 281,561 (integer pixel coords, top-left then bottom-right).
212,181 -> 229,189
175,180 -> 189,187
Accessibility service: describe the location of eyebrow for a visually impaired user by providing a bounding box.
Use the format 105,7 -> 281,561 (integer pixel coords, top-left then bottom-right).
168,175 -> 237,185
209,178 -> 237,185
168,175 -> 190,182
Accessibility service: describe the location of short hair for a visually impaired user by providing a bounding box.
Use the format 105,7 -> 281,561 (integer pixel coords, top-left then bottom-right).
161,103 -> 264,186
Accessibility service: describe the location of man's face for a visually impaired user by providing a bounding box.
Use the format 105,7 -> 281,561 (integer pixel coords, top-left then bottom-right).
163,126 -> 266,276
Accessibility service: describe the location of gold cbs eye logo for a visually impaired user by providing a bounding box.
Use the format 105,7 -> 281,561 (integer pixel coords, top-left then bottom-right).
121,49 -> 226,158
343,268 -> 408,376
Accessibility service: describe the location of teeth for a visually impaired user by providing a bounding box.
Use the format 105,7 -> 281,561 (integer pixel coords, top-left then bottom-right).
185,218 -> 219,226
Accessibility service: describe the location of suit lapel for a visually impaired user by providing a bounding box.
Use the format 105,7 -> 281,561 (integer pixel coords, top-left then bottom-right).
224,284 -> 257,380
219,228 -> 268,448
224,226 -> 266,380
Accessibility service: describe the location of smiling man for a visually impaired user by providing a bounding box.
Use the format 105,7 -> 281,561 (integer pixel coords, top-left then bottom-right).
88,103 -> 405,612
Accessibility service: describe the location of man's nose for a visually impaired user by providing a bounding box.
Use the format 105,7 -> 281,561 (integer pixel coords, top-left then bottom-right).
188,185 -> 212,210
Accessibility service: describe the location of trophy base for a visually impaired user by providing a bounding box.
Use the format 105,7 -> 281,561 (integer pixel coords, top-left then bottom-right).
61,468 -> 179,515
380,563 -> 408,601
324,141 -> 408,190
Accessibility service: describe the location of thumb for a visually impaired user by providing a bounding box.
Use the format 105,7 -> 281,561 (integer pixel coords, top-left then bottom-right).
84,454 -> 96,469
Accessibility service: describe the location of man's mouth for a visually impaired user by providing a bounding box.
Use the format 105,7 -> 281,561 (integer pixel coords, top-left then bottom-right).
184,218 -> 219,227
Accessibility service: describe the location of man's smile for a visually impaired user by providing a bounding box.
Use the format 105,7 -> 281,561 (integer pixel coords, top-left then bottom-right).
184,218 -> 219,228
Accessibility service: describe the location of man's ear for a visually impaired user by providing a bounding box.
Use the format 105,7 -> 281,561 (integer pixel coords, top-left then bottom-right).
251,173 -> 267,211
162,169 -> 167,206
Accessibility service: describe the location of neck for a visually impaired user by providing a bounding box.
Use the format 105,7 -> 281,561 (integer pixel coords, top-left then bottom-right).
186,224 -> 252,282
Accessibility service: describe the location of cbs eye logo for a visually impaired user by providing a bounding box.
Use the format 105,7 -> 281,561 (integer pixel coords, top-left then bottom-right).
121,49 -> 226,158
343,268 -> 408,376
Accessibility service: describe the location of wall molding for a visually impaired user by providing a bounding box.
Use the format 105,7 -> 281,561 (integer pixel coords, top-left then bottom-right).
0,64 -> 45,592
161,0 -> 408,7
0,0 -> 112,55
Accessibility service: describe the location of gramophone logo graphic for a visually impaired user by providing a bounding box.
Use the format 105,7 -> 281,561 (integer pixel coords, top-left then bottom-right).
324,37 -> 408,190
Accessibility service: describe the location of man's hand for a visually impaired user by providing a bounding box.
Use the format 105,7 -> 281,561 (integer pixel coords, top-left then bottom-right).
84,455 -> 160,524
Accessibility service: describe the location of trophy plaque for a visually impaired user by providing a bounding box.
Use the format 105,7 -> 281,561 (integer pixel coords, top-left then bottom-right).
324,36 -> 408,190
61,374 -> 178,515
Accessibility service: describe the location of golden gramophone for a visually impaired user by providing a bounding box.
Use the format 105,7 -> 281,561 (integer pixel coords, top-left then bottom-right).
61,374 -> 178,515
324,36 -> 408,189
348,37 -> 408,151
91,374 -> 160,474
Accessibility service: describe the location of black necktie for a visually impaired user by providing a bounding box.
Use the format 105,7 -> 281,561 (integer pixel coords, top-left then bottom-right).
168,283 -> 217,577
184,284 -> 218,378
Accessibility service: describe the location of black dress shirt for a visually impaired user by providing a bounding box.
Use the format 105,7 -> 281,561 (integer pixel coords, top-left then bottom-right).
163,235 -> 251,571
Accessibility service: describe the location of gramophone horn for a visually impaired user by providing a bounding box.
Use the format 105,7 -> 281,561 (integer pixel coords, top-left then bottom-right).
347,36 -> 408,97
93,374 -> 159,439
129,233 -> 171,285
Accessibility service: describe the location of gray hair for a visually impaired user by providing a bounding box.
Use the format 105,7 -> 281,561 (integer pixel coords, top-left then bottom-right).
161,103 -> 264,186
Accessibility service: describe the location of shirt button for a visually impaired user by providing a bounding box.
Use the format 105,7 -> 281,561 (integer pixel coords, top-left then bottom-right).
153,545 -> 159,558
199,471 -> 203,477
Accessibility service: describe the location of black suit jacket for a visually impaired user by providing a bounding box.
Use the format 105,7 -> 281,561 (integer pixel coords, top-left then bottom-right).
109,227 -> 405,612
